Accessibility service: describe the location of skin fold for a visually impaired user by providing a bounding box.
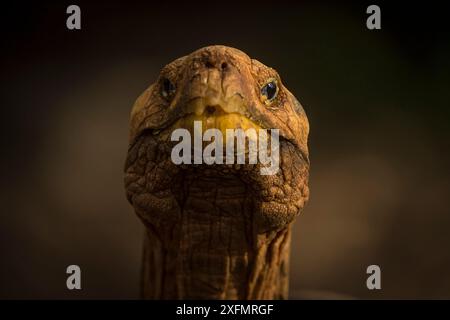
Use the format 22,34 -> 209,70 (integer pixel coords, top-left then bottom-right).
124,45 -> 310,299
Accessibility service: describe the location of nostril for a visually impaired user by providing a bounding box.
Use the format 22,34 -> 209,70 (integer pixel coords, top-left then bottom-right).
205,105 -> 216,115
205,61 -> 214,68
221,62 -> 228,70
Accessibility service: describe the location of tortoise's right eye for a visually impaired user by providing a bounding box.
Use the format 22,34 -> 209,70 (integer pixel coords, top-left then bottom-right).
161,78 -> 176,99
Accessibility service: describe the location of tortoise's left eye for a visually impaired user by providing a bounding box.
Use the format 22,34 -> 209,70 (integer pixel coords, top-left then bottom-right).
161,78 -> 176,99
261,80 -> 278,104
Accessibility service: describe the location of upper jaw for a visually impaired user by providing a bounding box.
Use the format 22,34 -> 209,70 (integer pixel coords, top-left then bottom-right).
184,93 -> 248,117
163,91 -> 264,136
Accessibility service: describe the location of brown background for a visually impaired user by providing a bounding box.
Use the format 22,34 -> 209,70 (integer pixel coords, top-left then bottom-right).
1,1 -> 449,299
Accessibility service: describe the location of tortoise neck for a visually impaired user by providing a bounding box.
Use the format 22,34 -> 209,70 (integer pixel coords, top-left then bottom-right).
140,175 -> 292,299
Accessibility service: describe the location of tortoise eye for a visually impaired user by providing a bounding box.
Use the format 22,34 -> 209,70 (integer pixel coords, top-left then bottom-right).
161,78 -> 176,99
261,80 -> 278,104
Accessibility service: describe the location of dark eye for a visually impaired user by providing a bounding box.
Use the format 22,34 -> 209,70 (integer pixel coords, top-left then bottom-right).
161,78 -> 176,99
261,80 -> 278,103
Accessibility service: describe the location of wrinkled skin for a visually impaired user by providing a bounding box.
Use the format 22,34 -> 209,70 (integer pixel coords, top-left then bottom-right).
124,45 -> 309,299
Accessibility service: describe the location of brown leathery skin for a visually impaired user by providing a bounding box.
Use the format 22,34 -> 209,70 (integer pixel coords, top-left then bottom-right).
124,45 -> 310,299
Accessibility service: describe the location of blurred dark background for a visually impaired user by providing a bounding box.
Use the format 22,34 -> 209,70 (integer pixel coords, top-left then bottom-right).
1,0 -> 449,299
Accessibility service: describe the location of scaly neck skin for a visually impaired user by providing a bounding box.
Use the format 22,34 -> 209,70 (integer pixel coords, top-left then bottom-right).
140,174 -> 292,299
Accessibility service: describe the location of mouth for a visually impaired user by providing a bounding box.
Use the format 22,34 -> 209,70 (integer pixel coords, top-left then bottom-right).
152,95 -> 264,142
174,111 -> 262,136
177,94 -> 261,131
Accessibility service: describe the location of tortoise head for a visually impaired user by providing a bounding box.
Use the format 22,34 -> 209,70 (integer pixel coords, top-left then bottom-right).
125,45 -> 309,232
